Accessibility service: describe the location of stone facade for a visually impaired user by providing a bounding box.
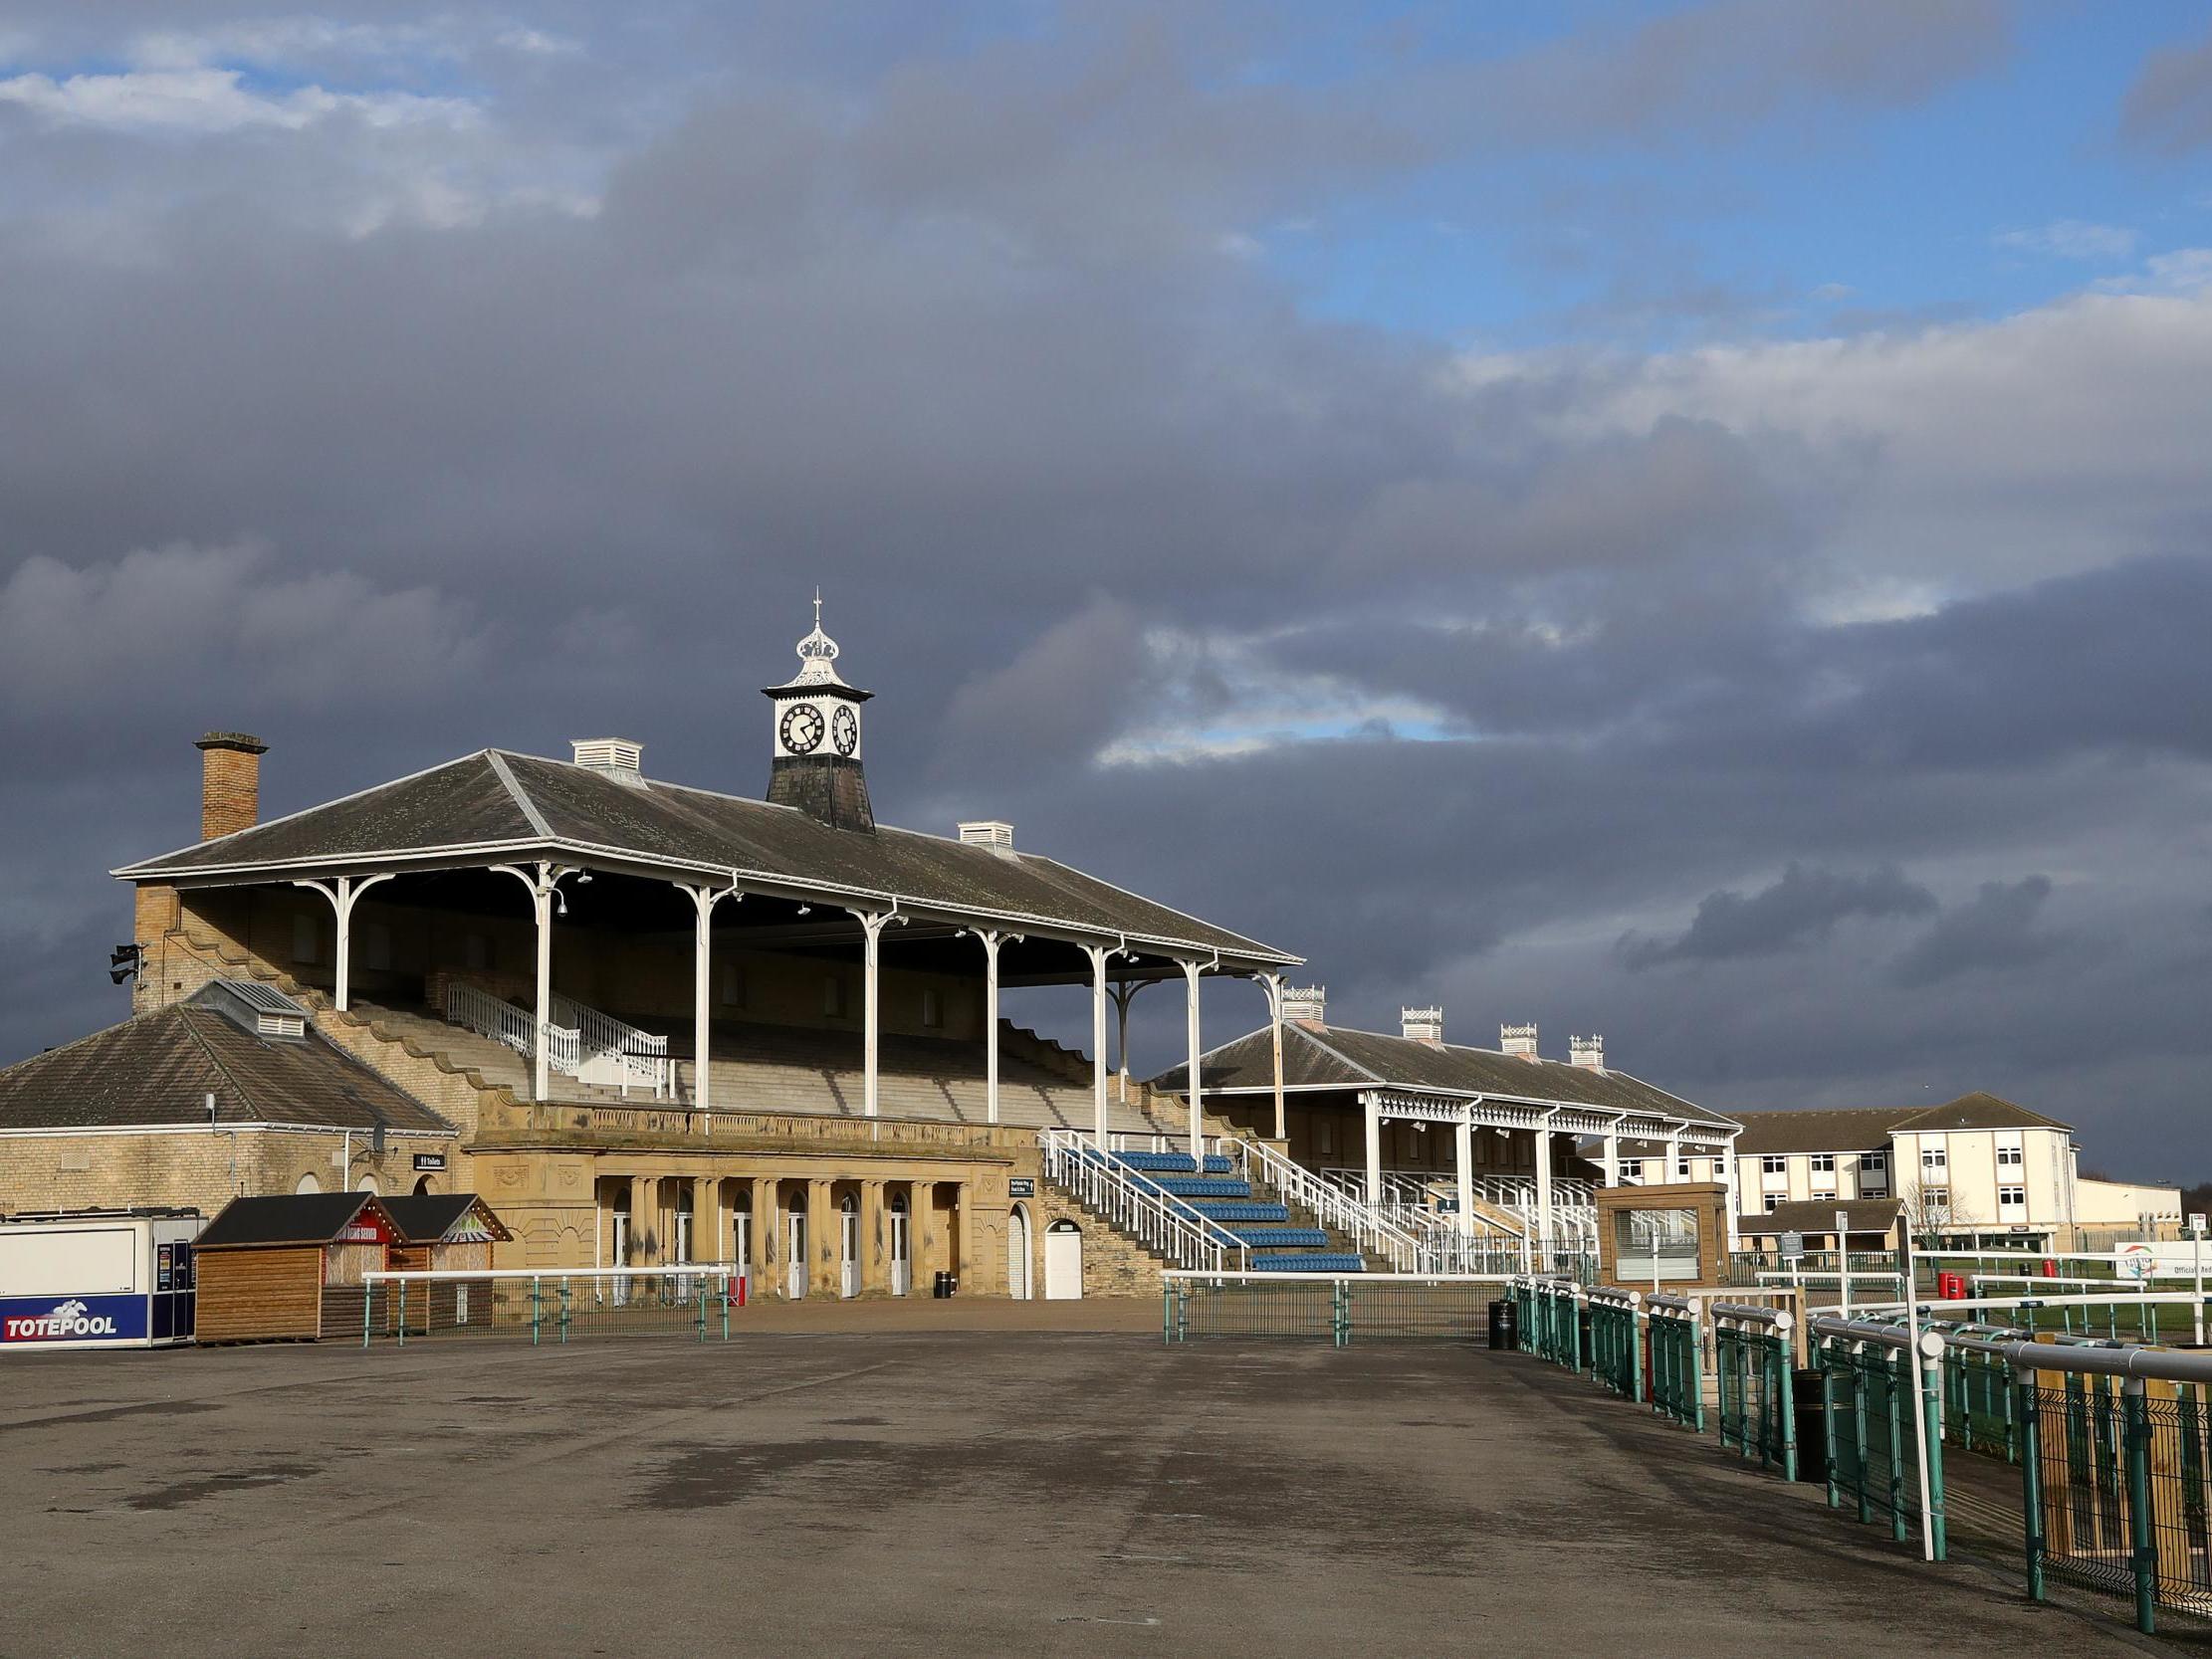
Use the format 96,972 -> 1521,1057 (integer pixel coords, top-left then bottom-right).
0,1127 -> 451,1217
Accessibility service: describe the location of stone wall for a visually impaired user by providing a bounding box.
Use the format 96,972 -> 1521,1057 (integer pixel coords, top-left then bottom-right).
0,1128 -> 448,1218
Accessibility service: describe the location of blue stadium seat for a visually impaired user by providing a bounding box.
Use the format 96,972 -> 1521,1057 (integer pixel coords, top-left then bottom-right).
1248,1253 -> 1366,1273
1151,1176 -> 1250,1199
1223,1227 -> 1329,1249
1187,1200 -> 1291,1223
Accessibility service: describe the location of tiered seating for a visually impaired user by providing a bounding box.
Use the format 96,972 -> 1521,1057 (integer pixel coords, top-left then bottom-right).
1104,1150 -> 1364,1273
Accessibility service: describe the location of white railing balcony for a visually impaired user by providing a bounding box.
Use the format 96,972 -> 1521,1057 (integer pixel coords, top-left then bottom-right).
551,991 -> 670,1099
443,980 -> 581,1081
1037,1130 -> 1245,1274
1226,1141 -> 1421,1273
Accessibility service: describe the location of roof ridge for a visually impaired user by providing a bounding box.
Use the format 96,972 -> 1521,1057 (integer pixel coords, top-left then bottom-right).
1288,1023 -> 1388,1086
485,749 -> 554,839
172,1005 -> 255,1124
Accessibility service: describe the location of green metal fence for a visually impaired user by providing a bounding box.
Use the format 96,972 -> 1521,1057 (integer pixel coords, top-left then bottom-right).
362,1269 -> 744,1346
1713,1304 -> 1798,1480
1647,1294 -> 1705,1431
1514,1277 -> 1582,1370
1813,1318 -> 1946,1558
1163,1273 -> 1507,1345
1587,1289 -> 1644,1403
2008,1348 -> 2212,1634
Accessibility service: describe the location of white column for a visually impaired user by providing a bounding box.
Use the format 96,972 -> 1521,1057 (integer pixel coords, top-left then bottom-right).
1182,961 -> 1203,1163
1112,981 -> 1139,1105
682,884 -> 729,1119
979,930 -> 1003,1126
1363,1092 -> 1383,1207
1602,1133 -> 1620,1188
532,874 -> 553,1103
853,911 -> 890,1119
294,873 -> 391,1013
1453,1114 -> 1474,1238
1086,942 -> 1110,1151
1722,1132 -> 1743,1251
1534,1112 -> 1556,1272
1265,974 -> 1286,1141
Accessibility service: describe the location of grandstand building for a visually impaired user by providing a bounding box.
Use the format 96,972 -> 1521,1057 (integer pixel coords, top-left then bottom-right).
1175,996 -> 1742,1269
2,607 -> 1331,1297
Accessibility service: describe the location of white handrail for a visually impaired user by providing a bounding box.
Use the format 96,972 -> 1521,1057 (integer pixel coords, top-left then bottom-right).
445,980 -> 580,1075
1229,1139 -> 1423,1272
551,990 -> 670,1099
1038,1131 -> 1245,1273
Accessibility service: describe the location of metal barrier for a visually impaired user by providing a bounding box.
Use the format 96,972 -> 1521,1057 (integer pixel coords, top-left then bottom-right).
361,1265 -> 746,1346
1587,1288 -> 1644,1403
1713,1303 -> 1797,1480
1648,1293 -> 1705,1431
1509,1276 -> 1582,1370
1973,1338 -> 2212,1635
1162,1272 -> 1507,1345
1812,1316 -> 1946,1558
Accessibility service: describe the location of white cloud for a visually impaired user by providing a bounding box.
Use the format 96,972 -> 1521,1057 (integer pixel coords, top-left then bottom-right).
0,67 -> 479,135
1995,219 -> 2136,261
2094,247 -> 2212,296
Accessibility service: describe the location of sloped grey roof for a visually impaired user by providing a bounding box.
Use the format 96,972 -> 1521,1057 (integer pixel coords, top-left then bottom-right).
0,1005 -> 453,1134
197,1191 -> 387,1248
113,749 -> 1295,966
1173,1020 -> 1734,1131
1712,1094 -> 2070,1156
1742,1199 -> 1902,1236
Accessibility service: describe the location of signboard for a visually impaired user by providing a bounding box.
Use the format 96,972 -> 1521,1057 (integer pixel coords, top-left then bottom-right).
1007,1177 -> 1034,1199
2118,1243 -> 2157,1282
1778,1231 -> 1805,1261
0,1294 -> 149,1345
1437,1197 -> 1460,1214
412,1152 -> 447,1172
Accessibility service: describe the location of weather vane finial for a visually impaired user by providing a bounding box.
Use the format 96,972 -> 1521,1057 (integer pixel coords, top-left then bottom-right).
813,586 -> 822,628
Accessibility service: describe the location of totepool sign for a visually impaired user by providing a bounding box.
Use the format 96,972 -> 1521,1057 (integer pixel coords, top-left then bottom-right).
1,1295 -> 149,1345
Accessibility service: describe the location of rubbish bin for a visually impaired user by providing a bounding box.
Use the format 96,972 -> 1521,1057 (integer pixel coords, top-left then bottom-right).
1488,1299 -> 1516,1349
1792,1368 -> 1829,1485
932,1271 -> 950,1299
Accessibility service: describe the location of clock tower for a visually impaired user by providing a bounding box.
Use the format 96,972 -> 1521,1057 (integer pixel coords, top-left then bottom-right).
764,595 -> 875,833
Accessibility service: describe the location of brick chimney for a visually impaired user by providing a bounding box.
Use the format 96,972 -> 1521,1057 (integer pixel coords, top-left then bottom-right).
195,731 -> 268,840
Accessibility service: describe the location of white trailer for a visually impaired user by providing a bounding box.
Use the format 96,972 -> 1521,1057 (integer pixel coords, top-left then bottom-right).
0,1208 -> 202,1351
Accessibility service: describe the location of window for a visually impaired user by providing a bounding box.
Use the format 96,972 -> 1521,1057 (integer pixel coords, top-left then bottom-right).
1809,1153 -> 1835,1174
464,932 -> 491,971
1862,1150 -> 1886,1172
1674,1156 -> 1691,1178
1317,1120 -> 1335,1156
922,987 -> 944,1029
1997,1143 -> 2023,1168
291,912 -> 320,964
1921,1144 -> 1947,1171
1763,1194 -> 1782,1213
1761,1154 -> 1788,1175
1999,1185 -> 2027,1210
822,975 -> 847,1018
720,964 -> 746,1008
1923,1186 -> 1950,1213
1812,1189 -> 1837,1203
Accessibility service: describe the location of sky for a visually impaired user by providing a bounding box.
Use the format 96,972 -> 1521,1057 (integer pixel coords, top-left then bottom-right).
3,1 -> 2211,1180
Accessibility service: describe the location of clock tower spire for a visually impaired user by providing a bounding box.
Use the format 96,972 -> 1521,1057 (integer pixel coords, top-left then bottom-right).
764,596 -> 875,833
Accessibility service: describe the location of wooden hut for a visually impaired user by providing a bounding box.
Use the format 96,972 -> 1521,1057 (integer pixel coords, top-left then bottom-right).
192,1192 -> 399,1343
379,1194 -> 512,1335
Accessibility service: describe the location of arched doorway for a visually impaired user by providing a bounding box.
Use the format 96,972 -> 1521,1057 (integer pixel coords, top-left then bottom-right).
1006,1204 -> 1031,1300
733,1189 -> 753,1290
889,1192 -> 912,1297
1044,1220 -> 1083,1300
412,1174 -> 434,1195
786,1203 -> 807,1300
839,1193 -> 860,1299
294,1172 -> 321,1195
356,1175 -> 378,1194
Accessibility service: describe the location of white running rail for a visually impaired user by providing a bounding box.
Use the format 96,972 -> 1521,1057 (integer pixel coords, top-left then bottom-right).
445,980 -> 579,1076
551,991 -> 670,1098
1228,1139 -> 1423,1273
1039,1131 -> 1246,1273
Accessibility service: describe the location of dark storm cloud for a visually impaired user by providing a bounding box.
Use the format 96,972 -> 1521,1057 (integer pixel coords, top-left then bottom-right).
1618,864 -> 1936,969
1888,875 -> 2058,989
2120,23 -> 2212,155
0,1 -> 2205,1182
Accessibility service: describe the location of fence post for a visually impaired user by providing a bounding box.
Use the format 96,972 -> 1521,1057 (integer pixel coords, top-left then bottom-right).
531,1276 -> 542,1347
2017,1366 -> 2047,1603
559,1277 -> 571,1344
1852,1345 -> 1873,1525
723,1278 -> 732,1342
1332,1279 -> 1350,1348
1777,1329 -> 1799,1483
1885,1349 -> 1908,1545
2122,1377 -> 2157,1635
362,1279 -> 373,1349
1822,1343 -> 1842,1510
697,1285 -> 708,1343
1687,1308 -> 1706,1434
1916,1333 -> 1947,1561
396,1277 -> 406,1348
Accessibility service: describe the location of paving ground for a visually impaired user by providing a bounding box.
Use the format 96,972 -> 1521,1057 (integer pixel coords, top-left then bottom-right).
0,1319 -> 2190,1659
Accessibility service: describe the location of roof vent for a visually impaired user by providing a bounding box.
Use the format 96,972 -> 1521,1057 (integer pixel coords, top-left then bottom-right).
197,979 -> 310,1043
1401,1005 -> 1443,1043
1281,984 -> 1327,1024
1500,1022 -> 1539,1060
958,820 -> 1014,850
571,738 -> 645,785
1571,1034 -> 1605,1072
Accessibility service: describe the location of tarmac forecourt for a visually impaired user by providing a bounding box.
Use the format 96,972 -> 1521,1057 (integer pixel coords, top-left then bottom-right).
2,1329 -> 2177,1659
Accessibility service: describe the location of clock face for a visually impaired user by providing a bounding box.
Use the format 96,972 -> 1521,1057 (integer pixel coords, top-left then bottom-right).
779,703 -> 825,755
831,704 -> 859,756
